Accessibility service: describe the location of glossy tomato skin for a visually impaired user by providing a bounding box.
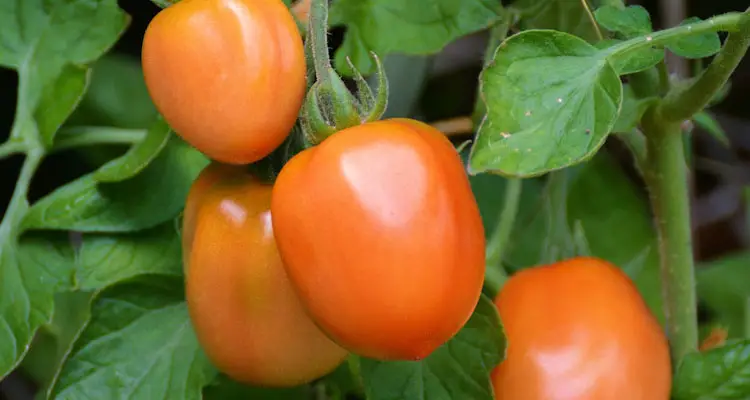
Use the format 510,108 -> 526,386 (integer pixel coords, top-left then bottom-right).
271,119 -> 486,361
142,0 -> 305,164
184,164 -> 347,386
492,257 -> 671,400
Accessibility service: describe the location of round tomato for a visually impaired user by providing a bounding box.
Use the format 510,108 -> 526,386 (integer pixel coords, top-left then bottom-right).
184,164 -> 347,386
142,0 -> 305,164
491,256 -> 671,400
271,119 -> 486,360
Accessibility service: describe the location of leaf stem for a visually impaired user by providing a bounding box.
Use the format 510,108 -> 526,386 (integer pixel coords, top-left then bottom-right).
608,12 -> 745,58
581,0 -> 604,41
0,150 -> 44,237
641,108 -> 698,365
0,141 -> 26,161
659,10 -> 750,122
485,178 -> 522,294
51,127 -> 146,153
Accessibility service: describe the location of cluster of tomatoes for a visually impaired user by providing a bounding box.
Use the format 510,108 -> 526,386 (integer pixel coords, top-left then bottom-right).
141,0 -> 672,397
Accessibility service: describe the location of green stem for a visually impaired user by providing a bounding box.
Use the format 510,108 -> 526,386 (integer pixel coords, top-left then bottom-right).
608,12 -> 745,58
659,11 -> 750,122
51,127 -> 145,153
308,0 -> 331,86
657,60 -> 671,94
0,140 -> 26,161
485,178 -> 522,294
642,109 -> 698,365
0,150 -> 44,237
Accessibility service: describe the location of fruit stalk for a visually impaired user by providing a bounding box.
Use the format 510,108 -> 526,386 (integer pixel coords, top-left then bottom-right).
642,109 -> 697,365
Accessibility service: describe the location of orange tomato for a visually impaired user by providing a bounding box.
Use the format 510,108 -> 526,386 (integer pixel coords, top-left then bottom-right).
271,119 -> 486,360
142,0 -> 305,164
491,257 -> 671,400
184,164 -> 347,386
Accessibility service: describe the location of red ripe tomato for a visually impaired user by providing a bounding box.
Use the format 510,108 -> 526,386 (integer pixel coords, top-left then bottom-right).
142,0 -> 305,164
491,256 -> 672,400
184,164 -> 347,386
271,119 -> 486,361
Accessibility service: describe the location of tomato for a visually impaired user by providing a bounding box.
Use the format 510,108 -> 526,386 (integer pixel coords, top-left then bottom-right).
271,119 -> 486,360
142,0 -> 305,165
491,256 -> 671,400
184,164 -> 347,386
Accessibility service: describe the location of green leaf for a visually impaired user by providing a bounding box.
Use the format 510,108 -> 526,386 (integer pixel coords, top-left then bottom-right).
203,375 -> 309,400
693,111 -> 729,147
673,339 -> 750,399
594,5 -> 653,38
513,0 -> 601,42
76,223 -> 182,291
1,0 -> 129,145
67,54 -> 158,130
666,17 -> 722,59
469,30 -> 622,177
596,39 -> 664,75
697,252 -> 750,339
359,295 -> 504,400
0,234 -> 76,379
21,291 -> 94,400
34,64 -> 91,147
330,0 -> 501,75
94,117 -> 172,182
22,139 -> 207,233
51,277 -> 216,399
612,85 -> 658,133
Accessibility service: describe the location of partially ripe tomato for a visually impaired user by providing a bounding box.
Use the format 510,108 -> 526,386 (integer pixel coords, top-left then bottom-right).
184,164 -> 347,386
142,0 -> 305,164
271,119 -> 486,360
492,257 -> 671,400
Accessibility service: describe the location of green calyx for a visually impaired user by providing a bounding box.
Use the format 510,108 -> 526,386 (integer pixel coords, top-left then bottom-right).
301,0 -> 389,145
301,54 -> 388,145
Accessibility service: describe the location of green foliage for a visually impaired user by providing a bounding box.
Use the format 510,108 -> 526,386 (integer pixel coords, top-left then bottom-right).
469,30 -> 622,177
693,111 -> 730,147
667,17 -> 722,59
50,278 -> 216,399
0,234 -> 77,378
672,340 -> 750,399
0,0 -> 128,146
512,0 -> 601,42
329,0 -> 502,75
21,139 -> 207,233
359,295 -> 504,400
595,5 -> 652,38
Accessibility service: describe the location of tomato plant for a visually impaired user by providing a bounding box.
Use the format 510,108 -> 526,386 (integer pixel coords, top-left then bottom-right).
271,118 -> 486,360
1,0 -> 750,399
142,0 -> 306,164
492,256 -> 671,399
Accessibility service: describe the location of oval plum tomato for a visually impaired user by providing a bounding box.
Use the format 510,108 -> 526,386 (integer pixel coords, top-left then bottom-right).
271,119 -> 486,360
142,0 -> 305,164
491,256 -> 671,400
184,164 -> 347,386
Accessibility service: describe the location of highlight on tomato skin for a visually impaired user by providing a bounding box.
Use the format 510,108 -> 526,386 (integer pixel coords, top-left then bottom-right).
141,0 -> 306,165
184,163 -> 348,387
271,118 -> 486,361
491,256 -> 672,400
